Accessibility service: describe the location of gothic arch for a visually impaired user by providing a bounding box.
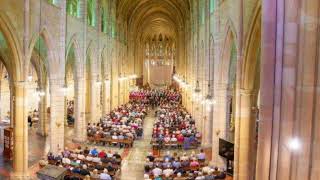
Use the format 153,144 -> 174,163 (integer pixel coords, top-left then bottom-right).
218,23 -> 238,85
0,12 -> 22,82
241,6 -> 261,92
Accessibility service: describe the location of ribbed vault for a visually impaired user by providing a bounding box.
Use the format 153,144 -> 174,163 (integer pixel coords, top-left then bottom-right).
116,0 -> 191,76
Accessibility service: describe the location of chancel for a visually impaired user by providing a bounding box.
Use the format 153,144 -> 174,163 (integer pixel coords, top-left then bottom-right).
0,0 -> 318,180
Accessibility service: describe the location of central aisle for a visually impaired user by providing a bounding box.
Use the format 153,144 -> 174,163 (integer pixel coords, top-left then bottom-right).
120,110 -> 156,180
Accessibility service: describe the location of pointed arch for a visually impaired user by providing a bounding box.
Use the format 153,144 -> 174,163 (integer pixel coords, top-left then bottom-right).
241,6 -> 261,92
0,12 -> 23,82
218,22 -> 238,85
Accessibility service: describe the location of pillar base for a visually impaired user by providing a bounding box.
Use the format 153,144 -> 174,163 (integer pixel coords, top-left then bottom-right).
10,172 -> 31,180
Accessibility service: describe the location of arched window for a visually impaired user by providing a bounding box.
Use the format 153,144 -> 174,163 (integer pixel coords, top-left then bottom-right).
66,0 -> 80,17
111,20 -> 116,38
87,0 -> 96,27
101,7 -> 108,33
47,0 -> 59,6
200,0 -> 205,25
210,0 -> 215,13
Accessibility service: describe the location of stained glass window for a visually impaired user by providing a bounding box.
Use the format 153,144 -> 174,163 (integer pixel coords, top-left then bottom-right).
210,0 -> 215,13
200,0 -> 205,25
101,7 -> 108,33
67,0 -> 80,17
47,0 -> 59,6
87,0 -> 96,27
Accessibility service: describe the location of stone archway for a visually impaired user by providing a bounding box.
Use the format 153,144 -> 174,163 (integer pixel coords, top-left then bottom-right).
234,6 -> 261,180
0,12 -> 28,178
212,25 -> 238,168
65,36 -> 87,143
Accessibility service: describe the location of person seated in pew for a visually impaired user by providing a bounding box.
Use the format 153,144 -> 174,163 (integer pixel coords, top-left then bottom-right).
89,147 -> 99,156
163,158 -> 171,167
85,154 -> 93,161
100,169 -> 112,180
71,166 -> 81,174
83,146 -> 90,155
146,152 -> 155,162
195,172 -> 205,180
163,151 -> 172,161
47,152 -> 55,161
62,156 -> 71,164
79,165 -> 90,176
173,173 -> 185,180
95,161 -> 105,171
77,151 -> 85,160
98,149 -> 106,158
63,148 -> 71,158
154,174 -> 163,180
144,174 -> 152,180
152,165 -> 163,177
204,171 -> 215,180
172,158 -> 182,169
190,158 -> 200,167
163,165 -> 174,177
106,162 -> 115,172
113,151 -> 122,160
90,169 -> 100,179
106,150 -> 113,158
197,149 -> 206,161
92,155 -> 101,163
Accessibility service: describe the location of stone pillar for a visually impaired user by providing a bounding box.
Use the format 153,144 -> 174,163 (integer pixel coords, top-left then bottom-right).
49,79 -> 65,153
73,76 -> 87,142
236,89 -> 257,180
90,74 -> 98,123
37,91 -> 48,136
104,80 -> 111,113
202,110 -> 212,148
211,84 -> 228,167
11,82 -> 29,179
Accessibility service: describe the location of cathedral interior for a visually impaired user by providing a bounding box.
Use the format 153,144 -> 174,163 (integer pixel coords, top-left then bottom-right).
0,0 -> 319,180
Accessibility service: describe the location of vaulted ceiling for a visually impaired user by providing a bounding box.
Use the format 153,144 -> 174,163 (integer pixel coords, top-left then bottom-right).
116,0 -> 191,41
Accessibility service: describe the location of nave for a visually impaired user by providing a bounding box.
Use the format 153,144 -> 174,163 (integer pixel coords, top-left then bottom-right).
1,0 -> 320,179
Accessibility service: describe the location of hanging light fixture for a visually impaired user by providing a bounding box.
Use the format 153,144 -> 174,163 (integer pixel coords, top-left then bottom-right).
193,80 -> 202,100
96,75 -> 102,85
62,84 -> 68,96
202,37 -> 216,107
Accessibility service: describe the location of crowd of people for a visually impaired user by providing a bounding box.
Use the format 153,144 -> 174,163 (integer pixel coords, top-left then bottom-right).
87,101 -> 147,148
151,90 -> 201,149
144,150 -> 226,180
44,146 -> 121,180
129,89 -> 181,108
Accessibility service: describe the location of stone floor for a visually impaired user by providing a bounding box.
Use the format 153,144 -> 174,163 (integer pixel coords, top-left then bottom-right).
0,123 -> 46,178
120,110 -> 156,180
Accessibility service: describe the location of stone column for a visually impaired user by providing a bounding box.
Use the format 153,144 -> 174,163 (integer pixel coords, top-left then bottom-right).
73,76 -> 87,142
37,91 -> 48,136
202,110 -> 213,148
236,89 -> 257,180
49,79 -> 65,153
90,74 -> 98,123
11,81 -> 29,179
104,80 -> 111,113
211,84 -> 228,167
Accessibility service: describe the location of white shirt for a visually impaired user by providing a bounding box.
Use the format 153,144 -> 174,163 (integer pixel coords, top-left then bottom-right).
163,168 -> 174,177
92,157 -> 101,163
100,173 -> 112,180
152,167 -> 163,177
